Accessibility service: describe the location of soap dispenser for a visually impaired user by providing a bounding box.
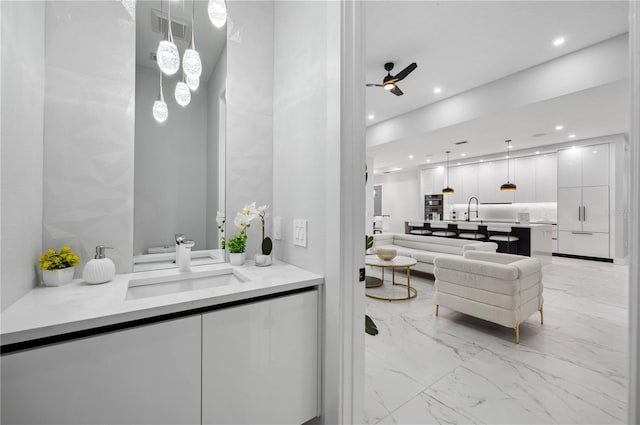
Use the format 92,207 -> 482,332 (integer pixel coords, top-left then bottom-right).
83,246 -> 116,284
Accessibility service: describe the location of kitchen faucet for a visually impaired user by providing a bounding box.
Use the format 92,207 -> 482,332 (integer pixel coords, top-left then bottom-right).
467,197 -> 479,221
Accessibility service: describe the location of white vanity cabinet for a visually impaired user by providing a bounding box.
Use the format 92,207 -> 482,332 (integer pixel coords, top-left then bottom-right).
202,290 -> 319,425
1,316 -> 202,425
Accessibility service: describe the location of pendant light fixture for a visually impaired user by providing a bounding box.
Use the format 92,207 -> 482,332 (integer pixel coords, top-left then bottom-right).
500,139 -> 517,191
208,0 -> 228,28
175,74 -> 192,107
153,71 -> 168,123
442,150 -> 455,195
156,0 -> 180,76
186,74 -> 200,91
183,0 -> 202,79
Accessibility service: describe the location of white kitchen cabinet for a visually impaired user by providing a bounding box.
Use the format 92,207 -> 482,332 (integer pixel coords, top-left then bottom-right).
557,187 -> 583,232
447,165 -> 465,205
1,316 -> 202,425
493,159 -> 515,203
534,154 -> 557,202
478,161 -> 495,203
557,143 -> 610,258
421,167 -> 444,195
558,143 -> 609,188
460,164 -> 479,202
513,156 -> 536,203
558,231 -> 610,258
581,144 -> 609,187
582,186 -> 610,233
202,290 -> 319,425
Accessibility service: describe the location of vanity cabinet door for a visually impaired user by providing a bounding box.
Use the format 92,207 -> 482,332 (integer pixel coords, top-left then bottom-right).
1,316 -> 202,425
202,290 -> 319,425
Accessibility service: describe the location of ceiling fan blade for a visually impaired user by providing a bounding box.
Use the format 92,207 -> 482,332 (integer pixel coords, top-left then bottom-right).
391,85 -> 404,96
393,62 -> 417,82
366,83 -> 384,87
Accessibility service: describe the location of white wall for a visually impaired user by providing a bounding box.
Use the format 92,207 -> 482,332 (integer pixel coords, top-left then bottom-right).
134,66 -> 209,254
0,1 -> 45,310
273,1 -> 365,422
206,46 -> 227,250
225,1 -> 273,257
373,170 -> 422,233
628,1 -> 640,422
43,1 -> 135,274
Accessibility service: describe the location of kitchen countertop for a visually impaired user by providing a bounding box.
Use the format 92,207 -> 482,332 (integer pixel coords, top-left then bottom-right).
408,219 -> 556,226
1,260 -> 323,347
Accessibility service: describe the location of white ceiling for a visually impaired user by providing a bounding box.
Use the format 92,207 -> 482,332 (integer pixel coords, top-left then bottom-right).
365,0 -> 630,171
136,0 -> 226,82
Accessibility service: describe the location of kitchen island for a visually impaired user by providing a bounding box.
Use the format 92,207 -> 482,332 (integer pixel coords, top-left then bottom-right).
405,220 -> 554,265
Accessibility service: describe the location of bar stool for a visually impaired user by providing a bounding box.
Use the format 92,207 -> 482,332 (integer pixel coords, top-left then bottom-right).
457,222 -> 486,241
408,221 -> 432,236
487,224 -> 519,254
430,221 -> 456,237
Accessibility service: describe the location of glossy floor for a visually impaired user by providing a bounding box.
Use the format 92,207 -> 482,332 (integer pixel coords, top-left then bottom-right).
364,257 -> 628,424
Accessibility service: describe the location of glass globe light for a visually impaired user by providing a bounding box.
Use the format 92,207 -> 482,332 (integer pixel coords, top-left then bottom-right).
208,0 -> 227,28
183,49 -> 202,79
175,81 -> 191,107
157,40 -> 180,75
186,74 -> 200,91
153,100 -> 168,123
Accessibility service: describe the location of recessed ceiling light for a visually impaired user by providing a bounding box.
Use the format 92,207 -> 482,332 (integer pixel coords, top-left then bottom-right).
433,87 -> 442,94
555,125 -> 564,131
457,162 -> 461,166
368,114 -> 375,120
505,155 -> 509,159
507,145 -> 513,149
426,159 -> 431,163
535,151 -> 540,154
592,150 -> 598,154
553,36 -> 566,47
391,167 -> 403,171
479,159 -> 484,162
460,153 -> 466,157
409,155 -> 414,159
568,134 -> 576,138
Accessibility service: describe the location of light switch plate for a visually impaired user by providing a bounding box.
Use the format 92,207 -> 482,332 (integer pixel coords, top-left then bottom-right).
293,219 -> 307,247
273,216 -> 282,240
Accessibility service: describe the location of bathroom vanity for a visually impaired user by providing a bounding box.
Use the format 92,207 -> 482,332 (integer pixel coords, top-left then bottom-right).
1,262 -> 322,425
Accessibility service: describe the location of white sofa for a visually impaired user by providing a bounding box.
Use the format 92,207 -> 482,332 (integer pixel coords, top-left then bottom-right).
373,233 -> 498,274
433,251 -> 544,343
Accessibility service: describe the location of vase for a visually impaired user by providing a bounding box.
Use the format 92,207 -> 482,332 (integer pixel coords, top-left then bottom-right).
42,267 -> 76,287
254,254 -> 272,267
229,252 -> 246,266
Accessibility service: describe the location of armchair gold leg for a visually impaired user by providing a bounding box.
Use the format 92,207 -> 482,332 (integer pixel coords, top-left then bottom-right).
515,323 -> 520,344
540,305 -> 544,325
435,304 -> 439,316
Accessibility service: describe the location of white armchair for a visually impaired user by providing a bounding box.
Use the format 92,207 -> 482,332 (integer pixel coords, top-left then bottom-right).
433,251 -> 543,343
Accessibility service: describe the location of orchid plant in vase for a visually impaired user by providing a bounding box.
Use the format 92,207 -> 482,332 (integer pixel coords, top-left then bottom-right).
255,204 -> 272,266
216,210 -> 225,249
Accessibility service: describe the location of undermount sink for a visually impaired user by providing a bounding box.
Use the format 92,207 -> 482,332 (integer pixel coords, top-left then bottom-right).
126,268 -> 249,300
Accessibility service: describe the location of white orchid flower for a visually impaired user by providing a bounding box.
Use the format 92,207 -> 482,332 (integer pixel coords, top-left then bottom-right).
234,212 -> 251,230
216,211 -> 225,226
241,202 -> 258,221
257,204 -> 269,218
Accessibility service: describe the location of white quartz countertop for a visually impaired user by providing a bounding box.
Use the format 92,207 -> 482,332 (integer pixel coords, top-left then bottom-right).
1,260 -> 323,346
408,220 -> 556,227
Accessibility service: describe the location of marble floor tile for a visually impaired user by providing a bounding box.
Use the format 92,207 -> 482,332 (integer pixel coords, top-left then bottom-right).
364,257 -> 629,424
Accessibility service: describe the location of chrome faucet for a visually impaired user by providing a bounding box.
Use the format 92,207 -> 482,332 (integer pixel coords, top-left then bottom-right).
175,233 -> 195,271
467,197 -> 479,221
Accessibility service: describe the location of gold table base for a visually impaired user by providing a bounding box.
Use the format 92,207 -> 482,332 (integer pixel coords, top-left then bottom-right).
365,264 -> 417,301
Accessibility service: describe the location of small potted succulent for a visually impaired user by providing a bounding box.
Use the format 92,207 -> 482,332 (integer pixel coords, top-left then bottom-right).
40,246 -> 80,286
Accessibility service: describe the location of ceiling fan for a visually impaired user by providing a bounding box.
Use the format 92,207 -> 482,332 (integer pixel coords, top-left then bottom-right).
366,62 -> 417,96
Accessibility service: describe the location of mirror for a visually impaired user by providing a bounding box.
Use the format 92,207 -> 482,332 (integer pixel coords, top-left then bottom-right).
133,0 -> 227,270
